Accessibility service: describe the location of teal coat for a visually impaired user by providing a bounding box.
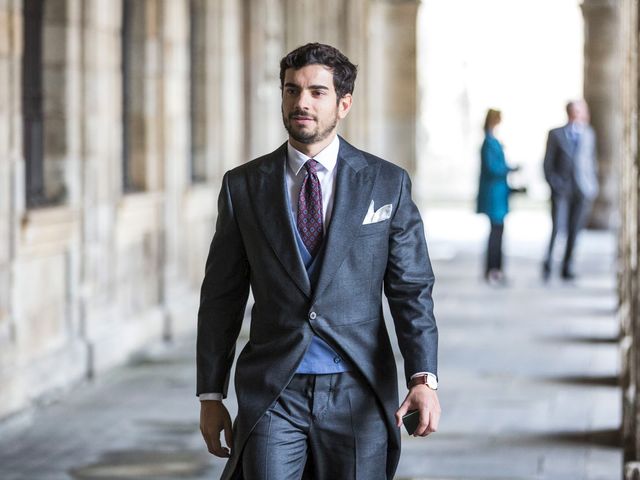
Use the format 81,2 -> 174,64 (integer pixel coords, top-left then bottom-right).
476,133 -> 510,224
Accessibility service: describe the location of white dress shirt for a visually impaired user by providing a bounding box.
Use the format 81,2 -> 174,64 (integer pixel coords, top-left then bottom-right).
199,135 -> 434,401
285,134 -> 340,231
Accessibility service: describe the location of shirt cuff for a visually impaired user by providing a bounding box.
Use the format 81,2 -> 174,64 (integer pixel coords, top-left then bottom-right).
411,372 -> 437,381
199,393 -> 223,401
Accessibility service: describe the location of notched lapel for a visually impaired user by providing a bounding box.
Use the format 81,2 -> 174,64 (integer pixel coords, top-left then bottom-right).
312,139 -> 379,302
247,143 -> 311,298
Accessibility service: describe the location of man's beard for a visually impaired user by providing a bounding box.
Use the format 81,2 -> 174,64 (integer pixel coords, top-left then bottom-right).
283,109 -> 338,145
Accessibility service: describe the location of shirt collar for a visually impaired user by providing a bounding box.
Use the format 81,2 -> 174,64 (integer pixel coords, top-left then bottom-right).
287,135 -> 340,176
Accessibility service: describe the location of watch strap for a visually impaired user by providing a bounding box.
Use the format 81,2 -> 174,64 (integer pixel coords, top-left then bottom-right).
408,373 -> 438,390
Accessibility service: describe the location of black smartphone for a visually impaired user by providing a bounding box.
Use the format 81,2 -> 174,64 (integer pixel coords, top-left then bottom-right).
402,409 -> 420,435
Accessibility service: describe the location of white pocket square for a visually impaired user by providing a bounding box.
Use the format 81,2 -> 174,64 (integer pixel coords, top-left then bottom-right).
362,200 -> 393,225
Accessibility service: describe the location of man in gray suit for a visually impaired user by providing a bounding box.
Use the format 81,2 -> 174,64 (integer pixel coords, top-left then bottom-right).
197,43 -> 440,480
543,100 -> 599,281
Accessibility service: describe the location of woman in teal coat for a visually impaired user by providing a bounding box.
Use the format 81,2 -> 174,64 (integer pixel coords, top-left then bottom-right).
477,109 -> 518,284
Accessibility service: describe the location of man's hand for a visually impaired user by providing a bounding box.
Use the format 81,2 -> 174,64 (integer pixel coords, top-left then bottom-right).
200,400 -> 233,457
395,385 -> 441,437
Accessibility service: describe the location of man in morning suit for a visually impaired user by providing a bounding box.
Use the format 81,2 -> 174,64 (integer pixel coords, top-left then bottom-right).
197,42 -> 440,480
542,100 -> 599,281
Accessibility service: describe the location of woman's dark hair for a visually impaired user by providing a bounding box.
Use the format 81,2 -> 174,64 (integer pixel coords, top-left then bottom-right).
279,43 -> 358,100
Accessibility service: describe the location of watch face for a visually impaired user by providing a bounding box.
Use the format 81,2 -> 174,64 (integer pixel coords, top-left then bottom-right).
426,376 -> 438,390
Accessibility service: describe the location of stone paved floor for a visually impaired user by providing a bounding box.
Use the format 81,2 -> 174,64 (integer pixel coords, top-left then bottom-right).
0,208 -> 622,479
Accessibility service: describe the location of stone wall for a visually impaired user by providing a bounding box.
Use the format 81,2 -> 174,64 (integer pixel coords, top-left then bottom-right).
0,2 -> 21,419
0,0 -> 420,421
0,0 -> 242,420
367,0 -> 418,173
620,0 -> 640,474
582,0 -> 622,230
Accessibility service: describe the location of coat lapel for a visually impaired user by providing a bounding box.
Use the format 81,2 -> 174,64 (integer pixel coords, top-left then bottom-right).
312,138 -> 379,302
559,125 -> 576,157
247,143 -> 312,298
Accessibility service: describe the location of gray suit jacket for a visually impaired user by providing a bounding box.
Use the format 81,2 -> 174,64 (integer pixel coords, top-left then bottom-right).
196,137 -> 438,479
543,124 -> 598,200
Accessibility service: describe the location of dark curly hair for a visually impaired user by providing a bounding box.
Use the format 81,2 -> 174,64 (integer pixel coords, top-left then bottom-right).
279,43 -> 358,100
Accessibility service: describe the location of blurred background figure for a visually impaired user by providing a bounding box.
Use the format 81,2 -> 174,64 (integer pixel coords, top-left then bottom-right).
476,109 -> 520,285
542,100 -> 598,281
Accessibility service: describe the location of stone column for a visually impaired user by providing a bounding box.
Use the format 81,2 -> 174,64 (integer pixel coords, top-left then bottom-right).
367,0 -> 418,175
619,0 -> 640,474
342,0 -> 369,149
0,0 -> 22,419
582,0 -> 623,229
283,0 -> 369,146
244,0 -> 286,159
219,0 -> 245,172
284,0 -> 319,50
283,0 -> 346,52
158,0 -> 190,339
79,0 -> 126,372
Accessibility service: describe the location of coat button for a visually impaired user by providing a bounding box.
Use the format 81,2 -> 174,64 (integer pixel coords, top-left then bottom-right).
333,357 -> 341,364
309,311 -> 317,320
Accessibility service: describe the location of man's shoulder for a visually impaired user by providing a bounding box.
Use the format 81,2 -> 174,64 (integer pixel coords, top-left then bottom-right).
549,126 -> 566,136
343,140 -> 407,179
225,142 -> 287,179
365,152 -> 407,179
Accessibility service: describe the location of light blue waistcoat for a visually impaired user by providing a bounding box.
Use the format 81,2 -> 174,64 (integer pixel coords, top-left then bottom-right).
290,210 -> 348,374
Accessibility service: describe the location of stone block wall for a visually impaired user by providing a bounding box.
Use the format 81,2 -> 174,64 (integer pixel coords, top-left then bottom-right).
0,0 -> 242,420
0,0 -> 420,421
620,0 -> 640,473
582,0 -> 623,230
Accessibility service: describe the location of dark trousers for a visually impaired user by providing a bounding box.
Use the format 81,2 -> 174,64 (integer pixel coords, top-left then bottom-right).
242,371 -> 388,480
544,193 -> 591,274
485,222 -> 504,275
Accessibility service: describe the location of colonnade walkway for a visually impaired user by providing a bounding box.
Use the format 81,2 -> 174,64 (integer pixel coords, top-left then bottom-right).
0,208 -> 622,479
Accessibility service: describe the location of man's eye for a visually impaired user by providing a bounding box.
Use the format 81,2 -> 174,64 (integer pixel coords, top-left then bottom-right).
286,88 -> 298,95
313,90 -> 325,96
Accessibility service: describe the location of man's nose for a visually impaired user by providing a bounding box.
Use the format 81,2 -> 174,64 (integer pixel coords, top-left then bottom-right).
295,90 -> 312,110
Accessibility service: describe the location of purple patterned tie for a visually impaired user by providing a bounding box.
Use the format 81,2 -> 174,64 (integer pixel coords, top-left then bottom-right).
297,159 -> 324,256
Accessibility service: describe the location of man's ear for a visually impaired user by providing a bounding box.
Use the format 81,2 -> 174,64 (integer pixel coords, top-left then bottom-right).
338,94 -> 353,120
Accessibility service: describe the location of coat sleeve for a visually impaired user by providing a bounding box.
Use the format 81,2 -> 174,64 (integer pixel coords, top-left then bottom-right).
543,131 -> 562,193
196,172 -> 251,398
383,170 -> 438,386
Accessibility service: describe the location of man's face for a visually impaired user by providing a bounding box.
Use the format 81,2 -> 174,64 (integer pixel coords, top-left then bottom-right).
569,101 -> 590,125
281,64 -> 351,146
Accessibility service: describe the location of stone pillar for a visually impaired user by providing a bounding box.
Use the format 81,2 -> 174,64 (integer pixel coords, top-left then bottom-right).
283,0 -> 370,146
0,0 -> 22,418
219,0 -> 245,172
367,0 -> 418,175
244,0 -> 286,159
619,0 -> 640,473
582,0 -> 623,229
342,0 -> 370,149
158,0 -> 190,339
79,0 -> 127,372
183,0 -> 246,293
283,0 -> 346,52
283,0 -> 319,50
80,0 -> 167,373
